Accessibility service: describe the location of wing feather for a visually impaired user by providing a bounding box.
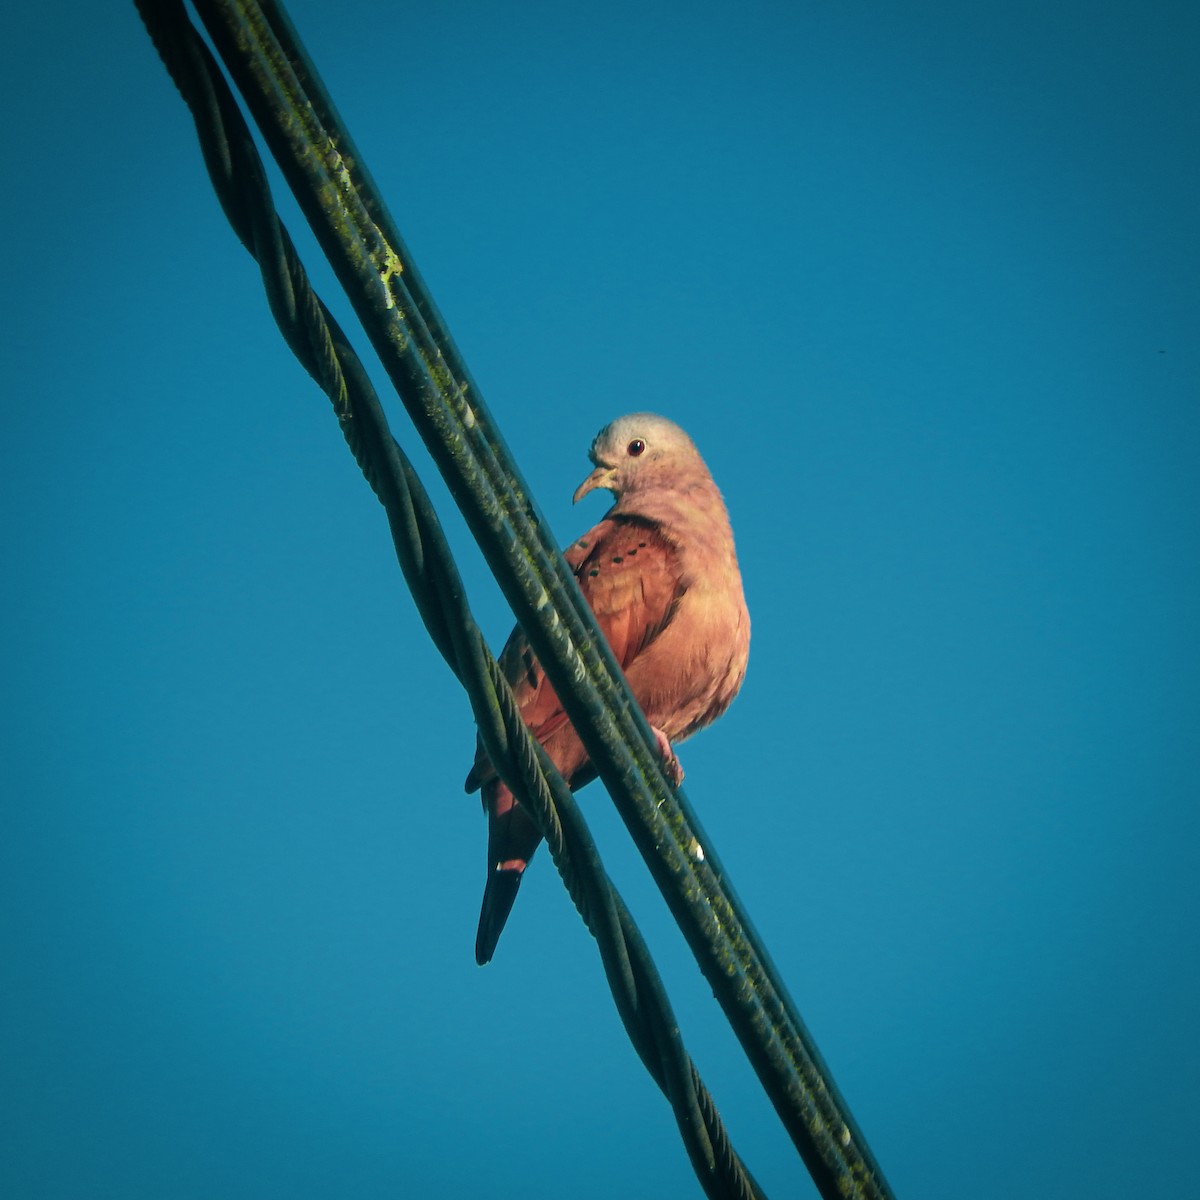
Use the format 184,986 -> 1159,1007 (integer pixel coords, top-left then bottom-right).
466,515 -> 684,790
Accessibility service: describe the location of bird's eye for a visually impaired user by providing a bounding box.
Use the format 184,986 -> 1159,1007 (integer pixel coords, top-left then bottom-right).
627,439 -> 646,457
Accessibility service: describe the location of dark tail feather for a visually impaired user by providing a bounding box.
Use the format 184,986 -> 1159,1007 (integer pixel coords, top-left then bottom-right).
475,868 -> 524,965
475,781 -> 544,964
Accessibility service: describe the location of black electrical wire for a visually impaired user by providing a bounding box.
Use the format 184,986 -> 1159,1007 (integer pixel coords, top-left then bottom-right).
135,3 -> 896,1197
134,4 -> 766,1195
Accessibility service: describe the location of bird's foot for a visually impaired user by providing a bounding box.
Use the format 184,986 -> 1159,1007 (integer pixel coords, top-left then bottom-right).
651,726 -> 684,786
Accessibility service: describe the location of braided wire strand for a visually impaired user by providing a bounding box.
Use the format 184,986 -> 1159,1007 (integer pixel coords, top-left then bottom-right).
136,3 -> 765,1196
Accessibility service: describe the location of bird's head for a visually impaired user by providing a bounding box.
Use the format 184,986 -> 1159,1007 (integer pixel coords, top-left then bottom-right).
572,413 -> 706,503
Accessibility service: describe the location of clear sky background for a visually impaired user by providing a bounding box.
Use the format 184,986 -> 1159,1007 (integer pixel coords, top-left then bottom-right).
3,2 -> 1197,1197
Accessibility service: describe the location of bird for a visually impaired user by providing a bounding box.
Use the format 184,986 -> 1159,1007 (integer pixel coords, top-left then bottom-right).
466,413 -> 750,964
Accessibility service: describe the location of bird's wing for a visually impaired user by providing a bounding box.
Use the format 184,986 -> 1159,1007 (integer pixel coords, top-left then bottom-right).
508,515 -> 684,730
569,515 -> 685,670
465,515 -> 684,790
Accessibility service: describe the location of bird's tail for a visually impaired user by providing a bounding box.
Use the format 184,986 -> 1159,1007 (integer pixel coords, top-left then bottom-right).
475,781 -> 543,965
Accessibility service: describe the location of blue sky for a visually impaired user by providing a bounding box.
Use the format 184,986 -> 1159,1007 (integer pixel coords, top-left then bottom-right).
3,2 -> 1197,1197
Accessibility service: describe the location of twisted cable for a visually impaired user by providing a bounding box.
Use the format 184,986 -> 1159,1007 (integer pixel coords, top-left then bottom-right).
136,3 -> 766,1195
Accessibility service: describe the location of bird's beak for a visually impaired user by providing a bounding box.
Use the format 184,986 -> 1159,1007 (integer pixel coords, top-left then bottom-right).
572,464 -> 618,504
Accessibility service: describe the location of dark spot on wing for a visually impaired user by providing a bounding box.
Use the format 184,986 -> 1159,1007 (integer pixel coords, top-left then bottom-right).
522,648 -> 538,690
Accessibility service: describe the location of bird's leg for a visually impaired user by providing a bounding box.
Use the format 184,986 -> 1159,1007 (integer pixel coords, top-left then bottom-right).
650,726 -> 684,786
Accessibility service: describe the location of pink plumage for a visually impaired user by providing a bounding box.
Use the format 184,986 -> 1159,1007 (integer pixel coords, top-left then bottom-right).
466,413 -> 750,963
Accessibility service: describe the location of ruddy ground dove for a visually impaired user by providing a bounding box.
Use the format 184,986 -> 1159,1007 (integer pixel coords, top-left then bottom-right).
466,413 -> 750,963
